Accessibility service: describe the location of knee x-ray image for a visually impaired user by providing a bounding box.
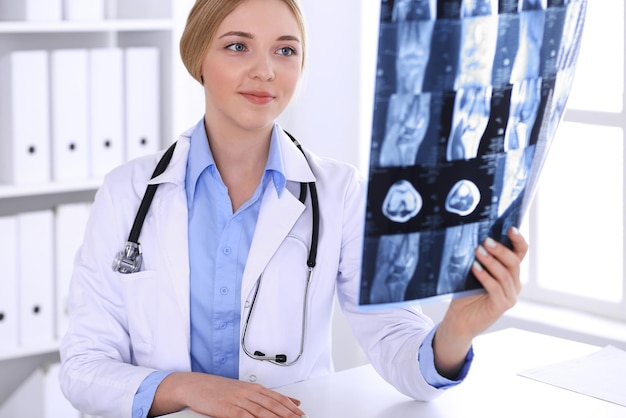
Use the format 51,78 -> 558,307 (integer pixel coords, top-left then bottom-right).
360,0 -> 588,307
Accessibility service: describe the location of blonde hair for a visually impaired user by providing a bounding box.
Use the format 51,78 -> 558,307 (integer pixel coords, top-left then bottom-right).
180,0 -> 307,84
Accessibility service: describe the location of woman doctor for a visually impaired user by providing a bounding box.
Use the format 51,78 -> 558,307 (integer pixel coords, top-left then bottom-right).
59,0 -> 528,417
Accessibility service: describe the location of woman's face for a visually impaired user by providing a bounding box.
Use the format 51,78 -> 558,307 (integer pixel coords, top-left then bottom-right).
200,0 -> 303,135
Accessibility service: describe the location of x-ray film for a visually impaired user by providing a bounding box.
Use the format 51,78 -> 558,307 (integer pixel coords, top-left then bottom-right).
359,0 -> 588,307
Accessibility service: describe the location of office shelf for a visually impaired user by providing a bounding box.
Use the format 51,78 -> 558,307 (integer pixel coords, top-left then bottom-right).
0,180 -> 101,200
0,19 -> 173,33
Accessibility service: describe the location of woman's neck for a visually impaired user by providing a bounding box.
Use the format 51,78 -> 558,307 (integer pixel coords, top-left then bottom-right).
204,119 -> 273,212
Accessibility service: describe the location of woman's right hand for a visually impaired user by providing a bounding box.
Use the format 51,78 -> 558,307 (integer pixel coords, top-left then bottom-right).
150,372 -> 306,418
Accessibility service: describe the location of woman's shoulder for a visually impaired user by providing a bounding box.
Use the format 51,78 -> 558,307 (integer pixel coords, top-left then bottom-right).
103,149 -> 166,191
301,150 -> 367,209
305,150 -> 365,186
101,131 -> 192,197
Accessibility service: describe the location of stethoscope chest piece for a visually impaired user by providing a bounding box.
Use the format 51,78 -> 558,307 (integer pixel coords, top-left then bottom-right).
112,241 -> 143,274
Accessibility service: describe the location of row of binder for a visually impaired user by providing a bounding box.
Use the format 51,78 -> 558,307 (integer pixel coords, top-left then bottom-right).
0,46 -> 160,185
0,203 -> 91,354
0,0 -> 104,22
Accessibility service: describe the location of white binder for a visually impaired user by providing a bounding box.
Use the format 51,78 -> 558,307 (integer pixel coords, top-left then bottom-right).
0,0 -> 62,21
0,216 -> 19,353
17,210 -> 55,348
125,47 -> 161,161
50,49 -> 90,181
54,203 -> 90,339
0,50 -> 51,185
63,0 -> 104,21
89,48 -> 125,178
116,1 -> 168,19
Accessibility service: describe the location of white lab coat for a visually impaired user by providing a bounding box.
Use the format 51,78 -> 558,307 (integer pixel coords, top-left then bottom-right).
59,126 -> 443,418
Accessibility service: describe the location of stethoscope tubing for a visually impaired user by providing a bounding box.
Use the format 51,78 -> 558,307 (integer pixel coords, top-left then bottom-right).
240,266 -> 313,366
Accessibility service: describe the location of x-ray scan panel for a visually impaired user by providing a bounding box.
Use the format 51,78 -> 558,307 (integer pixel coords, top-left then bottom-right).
379,94 -> 431,167
360,0 -> 588,307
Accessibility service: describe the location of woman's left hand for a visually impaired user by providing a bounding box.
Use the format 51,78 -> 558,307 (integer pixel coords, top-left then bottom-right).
432,226 -> 528,378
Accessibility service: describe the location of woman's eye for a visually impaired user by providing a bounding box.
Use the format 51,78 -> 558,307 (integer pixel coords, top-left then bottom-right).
227,43 -> 246,52
277,47 -> 296,56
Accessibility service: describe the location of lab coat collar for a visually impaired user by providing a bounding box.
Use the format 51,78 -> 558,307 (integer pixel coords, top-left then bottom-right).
146,126 -> 194,188
279,127 -> 316,184
146,124 -> 315,187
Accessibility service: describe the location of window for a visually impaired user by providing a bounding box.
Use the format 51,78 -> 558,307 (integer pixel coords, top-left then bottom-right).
524,0 -> 626,320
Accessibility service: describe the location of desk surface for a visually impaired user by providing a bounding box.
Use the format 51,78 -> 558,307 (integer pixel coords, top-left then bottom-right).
165,328 -> 624,418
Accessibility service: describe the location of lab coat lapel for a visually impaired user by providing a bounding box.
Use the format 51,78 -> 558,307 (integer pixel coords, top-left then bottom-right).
150,139 -> 192,348
242,185 -> 304,298
156,186 -> 190,333
241,128 -> 315,298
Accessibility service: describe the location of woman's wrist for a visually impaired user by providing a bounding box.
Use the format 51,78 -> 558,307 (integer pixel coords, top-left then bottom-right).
151,372 -> 193,416
432,320 -> 473,379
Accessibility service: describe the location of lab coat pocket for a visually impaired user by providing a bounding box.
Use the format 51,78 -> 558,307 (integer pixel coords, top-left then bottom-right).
117,269 -> 158,365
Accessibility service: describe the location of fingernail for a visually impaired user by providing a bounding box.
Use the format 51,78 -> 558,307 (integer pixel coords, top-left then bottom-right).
301,415 -> 309,418
473,260 -> 483,271
485,237 -> 497,248
478,245 -> 488,256
511,226 -> 520,235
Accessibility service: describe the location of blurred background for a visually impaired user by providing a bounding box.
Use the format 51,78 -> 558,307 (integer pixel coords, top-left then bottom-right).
0,0 -> 623,416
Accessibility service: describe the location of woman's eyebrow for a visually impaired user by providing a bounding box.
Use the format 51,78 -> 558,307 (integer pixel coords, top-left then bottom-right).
218,31 -> 301,44
219,30 -> 253,39
277,35 -> 301,44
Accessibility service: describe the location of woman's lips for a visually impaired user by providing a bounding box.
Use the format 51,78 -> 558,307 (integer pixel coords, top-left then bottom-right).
240,90 -> 275,105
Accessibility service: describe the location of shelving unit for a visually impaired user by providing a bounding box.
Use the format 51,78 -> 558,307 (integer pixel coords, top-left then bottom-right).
0,1 -> 177,218
0,0 -> 175,323
0,19 -> 174,33
0,180 -> 99,217
0,1 -> 205,411
0,16 -> 171,214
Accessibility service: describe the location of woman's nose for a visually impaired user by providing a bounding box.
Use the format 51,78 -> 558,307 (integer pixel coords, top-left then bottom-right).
249,54 -> 275,81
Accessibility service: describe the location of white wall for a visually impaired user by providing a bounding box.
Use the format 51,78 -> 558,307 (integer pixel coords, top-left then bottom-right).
279,0 -> 379,172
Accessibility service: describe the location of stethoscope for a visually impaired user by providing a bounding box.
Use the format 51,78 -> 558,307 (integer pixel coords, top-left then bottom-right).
112,131 -> 319,366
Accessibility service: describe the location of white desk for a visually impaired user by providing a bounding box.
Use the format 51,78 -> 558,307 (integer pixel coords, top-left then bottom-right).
164,328 -> 625,417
